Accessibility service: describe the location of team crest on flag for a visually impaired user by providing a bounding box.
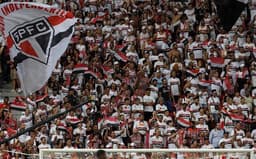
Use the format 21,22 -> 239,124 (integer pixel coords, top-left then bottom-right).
10,17 -> 54,64
0,2 -> 76,95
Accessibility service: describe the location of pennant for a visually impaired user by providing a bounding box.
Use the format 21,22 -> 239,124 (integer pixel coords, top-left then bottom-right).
0,2 -> 76,96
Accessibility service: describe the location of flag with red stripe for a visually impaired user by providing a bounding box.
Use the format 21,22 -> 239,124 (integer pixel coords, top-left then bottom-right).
73,63 -> 88,73
84,70 -> 101,79
210,57 -> 225,68
10,100 -> 27,110
103,116 -> 120,126
229,113 -> 244,121
67,117 -> 81,125
176,117 -> 192,128
35,94 -> 48,103
0,2 -> 76,96
114,51 -> 128,62
101,65 -> 114,75
198,80 -> 212,87
186,69 -> 200,77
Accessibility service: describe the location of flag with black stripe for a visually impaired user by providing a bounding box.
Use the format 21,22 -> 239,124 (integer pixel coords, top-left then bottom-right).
0,2 -> 76,95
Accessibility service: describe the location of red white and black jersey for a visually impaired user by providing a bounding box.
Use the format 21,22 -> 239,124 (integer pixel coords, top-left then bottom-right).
150,136 -> 164,148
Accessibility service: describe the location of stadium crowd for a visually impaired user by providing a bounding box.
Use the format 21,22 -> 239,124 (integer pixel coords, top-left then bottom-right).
1,0 -> 256,158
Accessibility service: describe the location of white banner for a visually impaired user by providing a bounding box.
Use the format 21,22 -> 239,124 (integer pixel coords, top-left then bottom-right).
0,2 -> 76,95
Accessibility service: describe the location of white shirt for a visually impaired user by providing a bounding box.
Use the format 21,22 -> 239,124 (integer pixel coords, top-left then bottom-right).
230,129 -> 245,138
196,124 -> 209,133
133,120 -> 149,135
73,127 -> 86,136
38,143 -> 51,149
132,104 -> 144,119
176,110 -> 191,121
150,136 -> 163,148
219,138 -> 233,148
19,114 -> 33,128
143,95 -> 155,112
155,104 -> 167,112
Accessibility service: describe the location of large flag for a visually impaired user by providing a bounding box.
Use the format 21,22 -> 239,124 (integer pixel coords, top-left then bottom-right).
214,0 -> 250,31
0,2 -> 76,95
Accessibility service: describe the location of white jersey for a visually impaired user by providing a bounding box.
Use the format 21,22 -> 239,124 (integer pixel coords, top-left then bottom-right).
150,136 -> 163,148
19,114 -> 33,128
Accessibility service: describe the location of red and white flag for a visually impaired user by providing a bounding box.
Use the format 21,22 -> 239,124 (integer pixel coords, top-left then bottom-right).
67,117 -> 81,125
210,57 -> 225,68
35,94 -> 48,103
101,65 -> 114,75
186,69 -> 200,77
103,116 -> 120,126
176,117 -> 192,128
73,63 -> 88,73
114,51 -> 128,62
198,79 -> 212,87
84,70 -> 101,79
228,113 -> 244,121
10,98 -> 27,110
0,2 -> 76,96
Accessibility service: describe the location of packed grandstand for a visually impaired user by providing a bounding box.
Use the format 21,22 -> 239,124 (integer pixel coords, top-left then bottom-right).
1,0 -> 256,158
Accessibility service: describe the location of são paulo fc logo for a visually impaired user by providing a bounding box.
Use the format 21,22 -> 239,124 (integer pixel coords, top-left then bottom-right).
9,17 -> 54,65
